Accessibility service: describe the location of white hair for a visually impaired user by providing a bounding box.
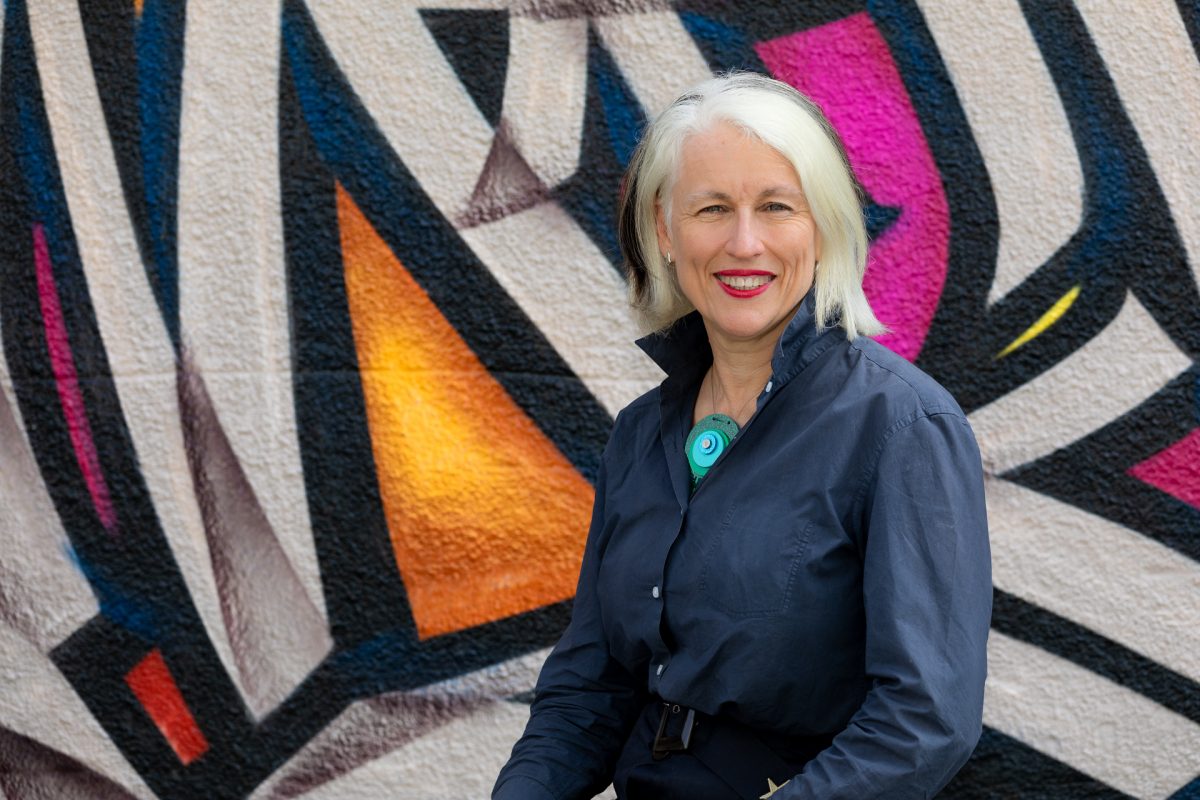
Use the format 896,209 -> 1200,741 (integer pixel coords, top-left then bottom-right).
618,71 -> 885,339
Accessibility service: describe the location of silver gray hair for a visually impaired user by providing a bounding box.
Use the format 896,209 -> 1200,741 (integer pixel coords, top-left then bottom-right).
618,71 -> 885,338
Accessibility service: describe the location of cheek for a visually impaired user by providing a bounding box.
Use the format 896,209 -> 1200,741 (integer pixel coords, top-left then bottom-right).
677,224 -> 724,259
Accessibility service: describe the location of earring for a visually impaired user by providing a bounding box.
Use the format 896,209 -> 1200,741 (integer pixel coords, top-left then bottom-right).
665,251 -> 673,265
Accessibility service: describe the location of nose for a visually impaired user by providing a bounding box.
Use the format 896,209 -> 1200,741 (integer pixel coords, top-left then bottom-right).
726,209 -> 765,259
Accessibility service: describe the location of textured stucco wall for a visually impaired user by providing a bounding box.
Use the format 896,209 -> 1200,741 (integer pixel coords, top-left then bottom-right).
0,1 -> 1198,798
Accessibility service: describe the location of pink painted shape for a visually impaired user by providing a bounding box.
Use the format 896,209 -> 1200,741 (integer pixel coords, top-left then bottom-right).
1128,428 -> 1200,510
756,12 -> 950,362
32,223 -> 117,532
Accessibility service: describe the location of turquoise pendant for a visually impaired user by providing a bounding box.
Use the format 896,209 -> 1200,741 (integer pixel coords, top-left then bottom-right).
685,413 -> 739,487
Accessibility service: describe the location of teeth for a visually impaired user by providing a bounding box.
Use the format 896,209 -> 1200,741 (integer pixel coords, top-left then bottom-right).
717,274 -> 773,290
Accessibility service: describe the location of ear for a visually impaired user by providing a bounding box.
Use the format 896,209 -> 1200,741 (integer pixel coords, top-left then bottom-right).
654,199 -> 672,261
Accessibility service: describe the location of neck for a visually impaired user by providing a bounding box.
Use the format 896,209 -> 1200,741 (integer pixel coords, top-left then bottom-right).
696,330 -> 777,427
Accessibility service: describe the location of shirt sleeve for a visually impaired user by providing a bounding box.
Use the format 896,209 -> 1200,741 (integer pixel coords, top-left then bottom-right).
493,452 -> 645,800
779,411 -> 992,799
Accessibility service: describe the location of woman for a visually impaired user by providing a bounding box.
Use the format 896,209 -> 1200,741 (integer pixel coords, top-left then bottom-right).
494,72 -> 990,800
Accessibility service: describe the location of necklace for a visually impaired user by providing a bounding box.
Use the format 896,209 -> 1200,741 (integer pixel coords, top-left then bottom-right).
707,370 -> 759,425
684,370 -> 763,489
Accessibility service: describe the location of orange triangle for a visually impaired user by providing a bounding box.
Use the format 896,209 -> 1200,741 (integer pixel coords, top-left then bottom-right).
337,183 -> 593,639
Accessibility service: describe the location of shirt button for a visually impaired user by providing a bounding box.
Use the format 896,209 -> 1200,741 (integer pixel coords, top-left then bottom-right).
656,664 -> 664,676
765,380 -> 773,393
651,585 -> 660,599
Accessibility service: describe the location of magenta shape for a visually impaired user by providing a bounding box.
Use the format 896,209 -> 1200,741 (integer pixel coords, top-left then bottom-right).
1128,428 -> 1200,510
32,223 -> 117,533
756,12 -> 949,362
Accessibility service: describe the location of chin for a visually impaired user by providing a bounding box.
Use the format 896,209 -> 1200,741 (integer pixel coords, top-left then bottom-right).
709,311 -> 784,342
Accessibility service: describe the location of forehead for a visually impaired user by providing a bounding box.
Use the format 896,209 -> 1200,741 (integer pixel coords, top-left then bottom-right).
674,121 -> 801,191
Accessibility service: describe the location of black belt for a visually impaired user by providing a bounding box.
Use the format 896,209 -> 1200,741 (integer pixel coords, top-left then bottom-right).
652,701 -> 698,760
645,699 -> 835,795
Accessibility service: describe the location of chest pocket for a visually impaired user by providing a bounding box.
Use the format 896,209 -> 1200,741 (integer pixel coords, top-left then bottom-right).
697,503 -> 815,617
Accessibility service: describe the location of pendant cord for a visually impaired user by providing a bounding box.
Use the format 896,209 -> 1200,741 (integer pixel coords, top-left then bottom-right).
708,368 -> 762,424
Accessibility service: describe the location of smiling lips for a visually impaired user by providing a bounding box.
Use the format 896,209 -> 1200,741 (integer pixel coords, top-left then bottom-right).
715,270 -> 775,298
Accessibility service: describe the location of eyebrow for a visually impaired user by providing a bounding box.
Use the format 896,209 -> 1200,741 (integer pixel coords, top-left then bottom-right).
684,186 -> 807,204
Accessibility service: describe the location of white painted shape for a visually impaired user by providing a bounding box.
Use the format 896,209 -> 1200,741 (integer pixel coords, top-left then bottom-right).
306,1 -> 494,215
293,701 -> 530,799
459,203 -> 663,415
985,632 -> 1200,799
306,4 -> 656,417
0,319 -> 97,652
1078,0 -> 1200,294
503,17 -> 589,186
23,0 -> 259,717
409,646 -> 550,702
918,0 -> 1083,305
177,0 -> 328,627
969,292 -> 1191,473
277,700 -> 617,800
0,365 -> 97,651
0,625 -> 156,800
594,12 -> 712,117
988,478 -> 1200,683
251,647 -> 553,799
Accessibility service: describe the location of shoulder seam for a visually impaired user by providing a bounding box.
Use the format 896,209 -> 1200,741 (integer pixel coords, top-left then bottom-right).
848,339 -> 963,418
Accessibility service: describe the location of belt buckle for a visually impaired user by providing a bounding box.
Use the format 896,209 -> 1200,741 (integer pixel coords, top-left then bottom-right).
651,703 -> 696,761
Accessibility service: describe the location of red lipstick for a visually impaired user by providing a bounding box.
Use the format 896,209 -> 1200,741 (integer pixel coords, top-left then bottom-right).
714,270 -> 775,298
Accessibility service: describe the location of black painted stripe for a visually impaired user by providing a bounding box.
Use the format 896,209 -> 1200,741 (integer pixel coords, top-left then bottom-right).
1176,0 -> 1200,64
942,726 -> 1133,799
281,0 -> 612,486
278,44 -> 411,648
1008,368 -> 1200,565
993,588 -> 1200,725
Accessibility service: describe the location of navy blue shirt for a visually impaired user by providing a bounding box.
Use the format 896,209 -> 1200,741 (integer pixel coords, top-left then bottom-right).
495,294 -> 991,799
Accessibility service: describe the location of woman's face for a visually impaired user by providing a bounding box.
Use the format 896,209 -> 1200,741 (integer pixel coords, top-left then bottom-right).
657,121 -> 820,349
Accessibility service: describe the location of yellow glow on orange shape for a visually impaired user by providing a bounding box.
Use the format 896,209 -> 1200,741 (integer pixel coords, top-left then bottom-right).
337,184 -> 593,639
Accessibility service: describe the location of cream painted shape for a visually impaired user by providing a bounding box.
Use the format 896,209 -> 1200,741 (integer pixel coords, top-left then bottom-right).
0,625 -> 156,799
306,0 -> 494,216
594,12 -> 712,117
502,16 -> 590,187
969,292 -> 1191,474
0,327 -> 98,652
988,477 -> 1200,683
176,0 -> 329,630
917,0 -> 1083,306
985,631 -> 1200,799
459,203 -> 663,415
28,0 -> 332,721
1078,0 -> 1200,295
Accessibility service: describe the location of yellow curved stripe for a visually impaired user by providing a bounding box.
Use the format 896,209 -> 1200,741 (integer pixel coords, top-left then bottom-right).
997,284 -> 1082,359
338,184 -> 593,639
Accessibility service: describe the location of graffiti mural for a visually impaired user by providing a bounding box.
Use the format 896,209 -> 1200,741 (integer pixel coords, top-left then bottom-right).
0,0 -> 1197,797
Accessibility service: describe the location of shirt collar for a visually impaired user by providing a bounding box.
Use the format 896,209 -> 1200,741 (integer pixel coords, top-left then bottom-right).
635,289 -> 839,389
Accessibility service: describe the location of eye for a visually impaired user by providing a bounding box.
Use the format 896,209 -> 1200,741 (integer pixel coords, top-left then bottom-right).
763,202 -> 793,213
698,204 -> 727,215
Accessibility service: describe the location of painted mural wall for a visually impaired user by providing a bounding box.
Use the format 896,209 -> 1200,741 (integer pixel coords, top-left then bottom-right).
0,0 -> 1197,797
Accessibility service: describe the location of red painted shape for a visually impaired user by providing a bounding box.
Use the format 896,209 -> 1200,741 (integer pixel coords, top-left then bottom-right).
1128,428 -> 1200,510
32,223 -> 118,533
124,649 -> 209,765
